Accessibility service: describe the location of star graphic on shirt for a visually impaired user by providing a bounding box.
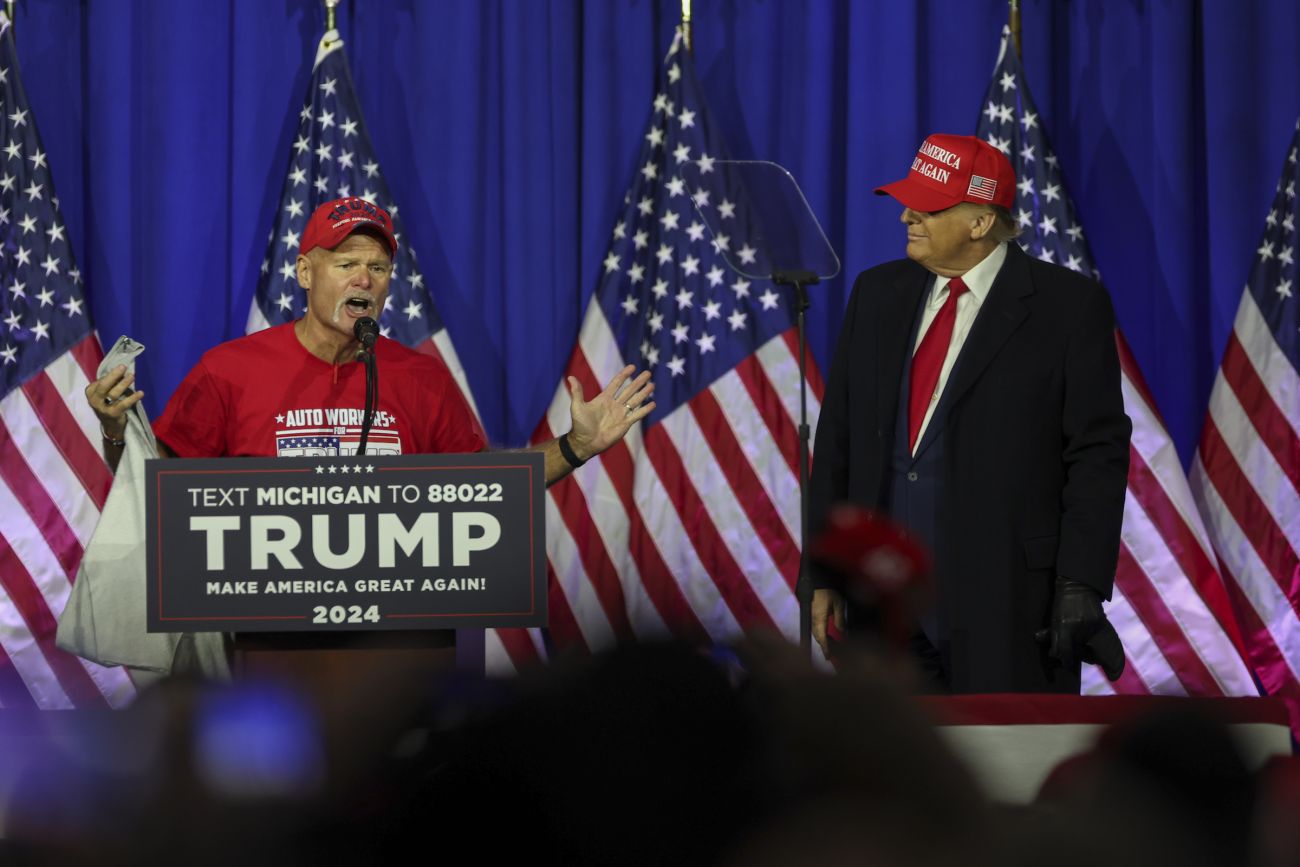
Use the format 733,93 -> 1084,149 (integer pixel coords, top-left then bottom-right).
276,414 -> 286,424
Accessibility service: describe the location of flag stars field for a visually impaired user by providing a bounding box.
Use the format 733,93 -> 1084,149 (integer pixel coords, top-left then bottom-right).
246,27 -> 481,424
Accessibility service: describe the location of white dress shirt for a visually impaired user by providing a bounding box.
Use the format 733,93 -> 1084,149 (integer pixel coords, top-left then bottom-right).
910,241 -> 1008,454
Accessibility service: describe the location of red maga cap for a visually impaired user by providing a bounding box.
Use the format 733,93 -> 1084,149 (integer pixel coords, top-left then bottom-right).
299,197 -> 398,257
875,133 -> 1015,211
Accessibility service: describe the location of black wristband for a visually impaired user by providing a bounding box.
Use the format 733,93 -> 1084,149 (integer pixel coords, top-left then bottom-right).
558,433 -> 587,469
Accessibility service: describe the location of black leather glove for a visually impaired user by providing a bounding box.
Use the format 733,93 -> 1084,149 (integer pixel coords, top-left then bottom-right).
1034,576 -> 1125,681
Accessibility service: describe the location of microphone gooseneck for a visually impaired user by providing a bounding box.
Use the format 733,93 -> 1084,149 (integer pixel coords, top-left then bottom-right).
353,317 -> 379,456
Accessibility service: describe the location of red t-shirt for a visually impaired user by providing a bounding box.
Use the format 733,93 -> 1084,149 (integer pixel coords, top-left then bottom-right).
153,323 -> 487,458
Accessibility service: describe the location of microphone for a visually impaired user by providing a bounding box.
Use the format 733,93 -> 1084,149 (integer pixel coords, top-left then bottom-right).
353,316 -> 379,350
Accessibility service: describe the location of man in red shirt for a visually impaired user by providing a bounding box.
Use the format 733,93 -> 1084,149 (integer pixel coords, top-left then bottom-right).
86,196 -> 654,481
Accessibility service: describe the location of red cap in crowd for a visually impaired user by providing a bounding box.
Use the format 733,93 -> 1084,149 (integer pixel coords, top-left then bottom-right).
299,197 -> 398,257
875,133 -> 1016,211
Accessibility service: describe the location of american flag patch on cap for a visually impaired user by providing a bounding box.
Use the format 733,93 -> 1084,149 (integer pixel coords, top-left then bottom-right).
967,175 -> 997,201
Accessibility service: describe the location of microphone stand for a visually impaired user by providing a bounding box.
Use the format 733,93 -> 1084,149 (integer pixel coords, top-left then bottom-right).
358,349 -> 377,456
771,269 -> 818,652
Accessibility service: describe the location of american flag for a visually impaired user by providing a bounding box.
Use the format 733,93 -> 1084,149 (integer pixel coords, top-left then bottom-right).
1189,118 -> 1300,734
0,14 -> 135,708
977,28 -> 1257,697
487,31 -> 824,669
248,30 -> 479,420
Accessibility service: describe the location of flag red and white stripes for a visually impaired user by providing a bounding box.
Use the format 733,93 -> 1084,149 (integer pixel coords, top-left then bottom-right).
490,310 -> 821,671
1190,118 -> 1300,731
1,337 -> 136,708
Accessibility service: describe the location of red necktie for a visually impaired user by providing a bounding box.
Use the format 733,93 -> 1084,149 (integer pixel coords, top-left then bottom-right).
908,276 -> 968,453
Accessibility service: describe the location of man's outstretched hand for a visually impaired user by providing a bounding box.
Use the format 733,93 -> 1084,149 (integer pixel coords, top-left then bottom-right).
565,365 -> 655,461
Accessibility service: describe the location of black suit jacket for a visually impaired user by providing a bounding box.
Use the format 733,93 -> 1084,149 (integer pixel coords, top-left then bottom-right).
809,243 -> 1131,692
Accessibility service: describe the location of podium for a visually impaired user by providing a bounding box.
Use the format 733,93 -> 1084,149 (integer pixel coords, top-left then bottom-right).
146,453 -> 548,694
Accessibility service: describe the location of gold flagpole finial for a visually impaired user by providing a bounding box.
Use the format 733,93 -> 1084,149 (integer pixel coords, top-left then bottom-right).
681,0 -> 692,53
1009,0 -> 1022,58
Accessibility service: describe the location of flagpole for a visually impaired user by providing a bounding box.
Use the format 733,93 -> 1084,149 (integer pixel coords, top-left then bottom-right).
681,0 -> 692,53
5,1 -> 13,28
324,0 -> 341,46
1009,0 -> 1021,58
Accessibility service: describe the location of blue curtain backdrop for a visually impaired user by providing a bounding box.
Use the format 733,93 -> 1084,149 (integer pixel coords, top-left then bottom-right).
20,0 -> 1300,461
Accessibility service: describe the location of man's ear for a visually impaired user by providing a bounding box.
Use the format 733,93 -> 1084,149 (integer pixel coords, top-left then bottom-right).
969,209 -> 996,241
296,253 -> 311,290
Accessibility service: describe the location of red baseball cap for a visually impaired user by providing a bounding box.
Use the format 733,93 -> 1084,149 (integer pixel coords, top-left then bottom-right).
299,197 -> 398,257
875,134 -> 1016,211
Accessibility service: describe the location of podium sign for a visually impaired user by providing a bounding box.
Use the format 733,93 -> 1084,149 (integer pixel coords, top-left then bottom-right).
145,453 -> 546,632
